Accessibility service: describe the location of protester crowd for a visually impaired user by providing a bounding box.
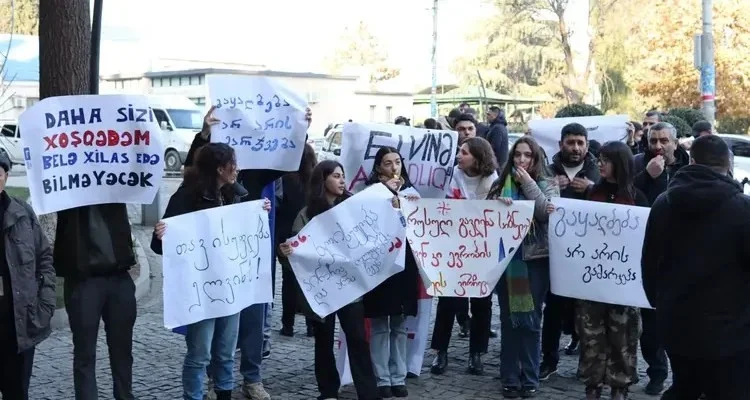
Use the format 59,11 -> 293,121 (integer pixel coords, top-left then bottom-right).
2,102 -> 748,400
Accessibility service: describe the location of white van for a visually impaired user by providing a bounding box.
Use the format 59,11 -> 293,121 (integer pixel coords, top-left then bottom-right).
0,122 -> 24,166
147,95 -> 204,171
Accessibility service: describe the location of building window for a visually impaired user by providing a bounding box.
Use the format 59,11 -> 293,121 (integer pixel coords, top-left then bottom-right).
179,76 -> 188,86
26,98 -> 38,108
189,97 -> 206,106
385,106 -> 392,123
189,75 -> 198,85
369,105 -> 376,122
198,75 -> 204,85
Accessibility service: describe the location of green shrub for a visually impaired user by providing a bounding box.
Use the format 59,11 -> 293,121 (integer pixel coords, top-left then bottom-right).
662,115 -> 692,138
717,116 -> 750,135
554,103 -> 604,118
667,107 -> 705,127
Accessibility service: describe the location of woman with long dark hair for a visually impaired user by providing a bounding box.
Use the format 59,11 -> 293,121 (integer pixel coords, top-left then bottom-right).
185,106 -> 312,400
150,143 -> 271,400
487,136 -> 558,398
362,147 -> 419,398
277,143 -> 317,337
430,137 -> 498,376
577,141 -> 647,400
279,160 -> 380,400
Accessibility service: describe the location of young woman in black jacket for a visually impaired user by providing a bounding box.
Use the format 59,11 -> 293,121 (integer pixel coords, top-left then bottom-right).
151,143 -> 271,400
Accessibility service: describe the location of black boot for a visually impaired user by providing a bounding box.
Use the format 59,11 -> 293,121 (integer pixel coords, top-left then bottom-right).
430,350 -> 448,374
458,319 -> 470,338
467,352 -> 484,375
215,390 -> 232,400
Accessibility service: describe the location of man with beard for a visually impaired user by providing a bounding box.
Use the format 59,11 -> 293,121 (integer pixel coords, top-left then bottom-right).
633,122 -> 690,396
642,135 -> 750,399
539,122 -> 600,380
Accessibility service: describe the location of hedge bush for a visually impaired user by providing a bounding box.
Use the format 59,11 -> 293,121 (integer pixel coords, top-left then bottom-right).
661,115 -> 692,138
554,103 -> 604,118
667,107 -> 705,127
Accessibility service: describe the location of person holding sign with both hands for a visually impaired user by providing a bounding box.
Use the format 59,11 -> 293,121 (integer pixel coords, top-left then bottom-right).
151,143 -> 272,400
430,137 -> 498,376
487,136 -> 558,399
279,160 -> 382,400
576,141 -> 648,400
362,147 -> 420,398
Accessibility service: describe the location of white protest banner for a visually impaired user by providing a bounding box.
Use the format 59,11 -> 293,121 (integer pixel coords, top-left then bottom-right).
548,198 -> 652,308
528,115 -> 629,161
341,123 -> 458,198
402,199 -> 534,297
19,95 -> 165,215
207,75 -> 308,171
161,201 -> 273,329
288,184 -> 407,317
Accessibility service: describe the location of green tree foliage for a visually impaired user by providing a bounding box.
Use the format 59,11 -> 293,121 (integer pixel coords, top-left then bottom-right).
0,0 -> 39,35
667,108 -> 706,128
662,115 -> 691,138
451,0 -> 564,97
555,103 -> 604,118
326,21 -> 400,84
718,116 -> 750,135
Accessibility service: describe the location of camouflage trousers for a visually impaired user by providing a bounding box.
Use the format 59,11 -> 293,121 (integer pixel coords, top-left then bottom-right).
575,300 -> 641,388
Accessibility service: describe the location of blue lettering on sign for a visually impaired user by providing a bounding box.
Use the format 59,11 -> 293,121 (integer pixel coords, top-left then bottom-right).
224,136 -> 296,152
214,94 -> 290,112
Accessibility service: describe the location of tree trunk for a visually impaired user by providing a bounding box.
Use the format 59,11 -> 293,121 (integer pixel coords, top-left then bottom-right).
39,0 -> 90,99
37,0 -> 91,246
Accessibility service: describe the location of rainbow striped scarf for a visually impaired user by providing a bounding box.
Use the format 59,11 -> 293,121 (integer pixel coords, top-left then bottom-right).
500,174 -> 535,328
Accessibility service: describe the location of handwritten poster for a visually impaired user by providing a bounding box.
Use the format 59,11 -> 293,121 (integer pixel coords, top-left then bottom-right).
18,95 -> 165,215
402,199 -> 534,297
161,201 -> 273,328
341,123 -> 458,198
528,115 -> 629,162
548,198 -> 652,308
288,184 -> 407,318
207,75 -> 308,171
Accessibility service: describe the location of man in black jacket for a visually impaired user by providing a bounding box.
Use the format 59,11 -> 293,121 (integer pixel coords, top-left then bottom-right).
539,122 -> 600,380
642,135 -> 750,399
485,106 -> 509,170
632,121 -> 688,395
0,152 -> 56,400
55,193 -> 137,398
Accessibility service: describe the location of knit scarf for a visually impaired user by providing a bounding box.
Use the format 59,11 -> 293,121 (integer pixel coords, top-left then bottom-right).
500,174 -> 536,328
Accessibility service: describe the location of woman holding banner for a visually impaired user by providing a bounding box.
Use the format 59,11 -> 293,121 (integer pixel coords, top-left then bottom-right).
429,137 -> 498,376
487,136 -> 558,399
576,141 -> 647,400
279,160 -> 380,400
150,143 -> 271,400
362,147 -> 419,398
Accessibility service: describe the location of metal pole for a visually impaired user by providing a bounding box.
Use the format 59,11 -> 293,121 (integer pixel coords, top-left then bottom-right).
700,0 -> 716,124
90,0 -> 103,94
430,0 -> 438,118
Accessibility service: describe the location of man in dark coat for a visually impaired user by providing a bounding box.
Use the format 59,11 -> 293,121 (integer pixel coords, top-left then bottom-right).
0,152 -> 56,400
642,135 -> 750,400
539,122 -> 600,380
633,121 -> 688,396
485,106 -> 509,170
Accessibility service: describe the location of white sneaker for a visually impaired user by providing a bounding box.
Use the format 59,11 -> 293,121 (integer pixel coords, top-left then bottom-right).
242,381 -> 271,400
206,377 -> 217,400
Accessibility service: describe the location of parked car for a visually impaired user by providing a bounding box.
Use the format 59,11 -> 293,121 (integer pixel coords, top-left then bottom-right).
718,134 -> 750,194
317,126 -> 343,162
0,123 -> 24,166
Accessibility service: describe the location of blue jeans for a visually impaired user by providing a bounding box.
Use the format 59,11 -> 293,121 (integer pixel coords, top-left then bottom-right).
263,303 -> 272,344
183,313 -> 240,400
497,260 -> 549,390
369,315 -> 408,387
239,303 -> 266,384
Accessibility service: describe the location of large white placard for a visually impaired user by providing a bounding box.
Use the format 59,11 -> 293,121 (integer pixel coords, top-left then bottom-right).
288,184 -> 407,318
529,115 -> 629,161
402,198 -> 534,297
207,75 -> 308,171
341,123 -> 458,198
548,198 -> 652,308
161,201 -> 273,328
19,95 -> 165,215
